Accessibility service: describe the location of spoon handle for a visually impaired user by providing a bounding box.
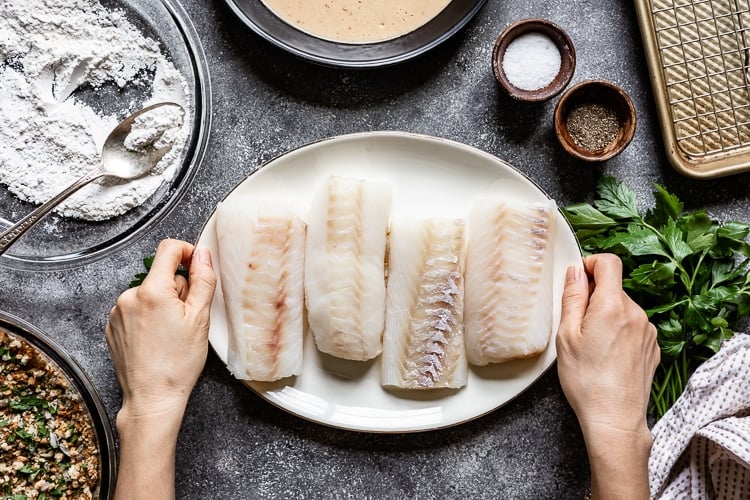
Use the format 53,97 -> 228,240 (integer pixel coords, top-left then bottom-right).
0,170 -> 104,256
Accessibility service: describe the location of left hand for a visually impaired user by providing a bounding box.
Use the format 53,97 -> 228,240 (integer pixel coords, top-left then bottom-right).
105,239 -> 217,419
556,254 -> 660,436
556,254 -> 660,500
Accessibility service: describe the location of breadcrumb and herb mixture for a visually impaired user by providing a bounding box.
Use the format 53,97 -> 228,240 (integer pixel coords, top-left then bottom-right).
0,329 -> 99,499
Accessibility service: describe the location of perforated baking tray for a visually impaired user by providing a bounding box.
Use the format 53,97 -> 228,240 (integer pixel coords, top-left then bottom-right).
635,0 -> 750,177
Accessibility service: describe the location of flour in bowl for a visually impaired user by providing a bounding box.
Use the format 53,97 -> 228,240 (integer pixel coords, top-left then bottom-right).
125,105 -> 186,153
0,0 -> 192,221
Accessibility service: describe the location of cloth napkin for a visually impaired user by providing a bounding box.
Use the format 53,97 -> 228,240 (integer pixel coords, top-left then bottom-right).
649,333 -> 750,499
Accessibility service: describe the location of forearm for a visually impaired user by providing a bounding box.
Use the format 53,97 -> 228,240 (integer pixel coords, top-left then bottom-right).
583,426 -> 652,500
114,404 -> 186,500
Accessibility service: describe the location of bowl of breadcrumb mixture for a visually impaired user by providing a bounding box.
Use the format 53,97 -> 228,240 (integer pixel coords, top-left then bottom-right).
0,312 -> 116,499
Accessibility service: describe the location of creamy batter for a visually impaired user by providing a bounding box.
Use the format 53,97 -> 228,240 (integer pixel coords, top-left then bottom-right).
261,0 -> 452,44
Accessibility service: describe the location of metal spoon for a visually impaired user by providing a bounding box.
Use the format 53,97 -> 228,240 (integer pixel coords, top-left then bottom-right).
0,102 -> 184,256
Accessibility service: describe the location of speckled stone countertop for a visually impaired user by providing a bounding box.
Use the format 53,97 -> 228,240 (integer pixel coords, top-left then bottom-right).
2,0 -> 750,498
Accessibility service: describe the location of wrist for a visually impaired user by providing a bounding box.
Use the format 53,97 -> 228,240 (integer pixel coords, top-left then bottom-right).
116,397 -> 187,438
582,425 -> 652,500
114,400 -> 185,500
119,385 -> 191,418
583,424 -> 652,461
581,418 -> 651,446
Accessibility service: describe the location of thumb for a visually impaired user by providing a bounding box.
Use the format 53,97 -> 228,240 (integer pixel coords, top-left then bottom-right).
559,264 -> 589,335
186,247 -> 217,310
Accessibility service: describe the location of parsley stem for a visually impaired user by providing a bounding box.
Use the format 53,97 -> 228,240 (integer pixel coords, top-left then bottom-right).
681,347 -> 689,391
652,363 -> 673,414
650,374 -> 667,417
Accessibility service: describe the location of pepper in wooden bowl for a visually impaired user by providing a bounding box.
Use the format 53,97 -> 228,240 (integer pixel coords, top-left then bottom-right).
554,79 -> 637,161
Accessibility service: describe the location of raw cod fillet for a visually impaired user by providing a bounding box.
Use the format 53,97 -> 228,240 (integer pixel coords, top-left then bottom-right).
305,176 -> 392,361
381,218 -> 468,389
464,198 -> 556,366
215,199 -> 306,382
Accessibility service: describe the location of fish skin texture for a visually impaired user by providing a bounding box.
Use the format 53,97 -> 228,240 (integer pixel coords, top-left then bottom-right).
464,198 -> 556,366
382,218 -> 468,389
216,199 -> 306,382
305,176 -> 392,361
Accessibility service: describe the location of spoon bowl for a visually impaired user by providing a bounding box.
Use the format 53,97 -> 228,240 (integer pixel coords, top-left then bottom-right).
0,102 -> 185,255
101,103 -> 184,179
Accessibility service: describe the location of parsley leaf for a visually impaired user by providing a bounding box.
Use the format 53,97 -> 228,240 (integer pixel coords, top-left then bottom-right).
594,175 -> 640,219
646,183 -> 684,226
128,254 -> 189,288
128,255 -> 155,288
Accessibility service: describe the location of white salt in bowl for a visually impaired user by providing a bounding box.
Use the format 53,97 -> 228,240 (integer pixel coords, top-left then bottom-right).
0,0 -> 211,271
492,18 -> 576,102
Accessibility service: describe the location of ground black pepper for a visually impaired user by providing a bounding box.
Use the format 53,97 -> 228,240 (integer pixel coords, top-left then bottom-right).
566,102 -> 620,151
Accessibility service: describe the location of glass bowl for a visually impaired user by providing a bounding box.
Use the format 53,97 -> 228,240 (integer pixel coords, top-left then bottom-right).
0,311 -> 117,498
0,0 -> 211,271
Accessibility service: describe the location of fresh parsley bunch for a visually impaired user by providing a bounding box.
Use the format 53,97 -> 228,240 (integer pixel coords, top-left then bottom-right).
563,176 -> 750,418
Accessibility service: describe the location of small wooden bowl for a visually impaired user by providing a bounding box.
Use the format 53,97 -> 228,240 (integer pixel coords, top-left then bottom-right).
554,80 -> 637,161
492,18 -> 576,102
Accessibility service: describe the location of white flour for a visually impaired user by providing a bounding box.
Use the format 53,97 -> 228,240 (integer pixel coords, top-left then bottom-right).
125,105 -> 185,153
0,0 -> 192,221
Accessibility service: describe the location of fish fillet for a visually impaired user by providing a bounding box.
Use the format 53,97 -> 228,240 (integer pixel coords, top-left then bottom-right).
464,198 -> 556,366
215,199 -> 306,382
382,218 -> 467,389
305,176 -> 392,361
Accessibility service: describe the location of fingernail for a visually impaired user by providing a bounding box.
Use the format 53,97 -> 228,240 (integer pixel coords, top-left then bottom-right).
196,248 -> 213,269
566,265 -> 582,283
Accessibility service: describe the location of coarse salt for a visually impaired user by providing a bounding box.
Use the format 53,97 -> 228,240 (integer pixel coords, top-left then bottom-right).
502,32 -> 561,91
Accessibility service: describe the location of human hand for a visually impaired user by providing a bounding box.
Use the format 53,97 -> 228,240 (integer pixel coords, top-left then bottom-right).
105,239 -> 216,420
557,253 -> 659,435
557,253 -> 659,499
106,239 -> 215,500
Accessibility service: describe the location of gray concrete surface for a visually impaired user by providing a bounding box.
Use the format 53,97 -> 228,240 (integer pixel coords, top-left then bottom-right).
2,0 -> 750,498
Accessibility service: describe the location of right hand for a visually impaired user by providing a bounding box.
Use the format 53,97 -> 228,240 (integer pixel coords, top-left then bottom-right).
106,239 -> 216,500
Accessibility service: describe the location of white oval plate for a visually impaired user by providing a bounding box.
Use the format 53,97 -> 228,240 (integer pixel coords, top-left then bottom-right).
197,132 -> 582,433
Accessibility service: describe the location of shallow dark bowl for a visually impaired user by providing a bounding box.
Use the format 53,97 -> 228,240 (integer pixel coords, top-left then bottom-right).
554,79 -> 637,161
492,18 -> 576,102
0,311 -> 117,498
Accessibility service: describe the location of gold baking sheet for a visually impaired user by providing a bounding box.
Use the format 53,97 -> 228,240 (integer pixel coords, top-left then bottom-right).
635,0 -> 750,177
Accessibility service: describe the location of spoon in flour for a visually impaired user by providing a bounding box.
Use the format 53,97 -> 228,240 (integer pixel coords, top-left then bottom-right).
0,102 -> 185,256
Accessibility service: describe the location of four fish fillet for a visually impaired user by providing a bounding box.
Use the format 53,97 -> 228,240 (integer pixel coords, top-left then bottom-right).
304,176 -> 392,361
215,199 -> 306,382
382,218 -> 468,389
215,177 -> 558,384
464,198 -> 556,366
